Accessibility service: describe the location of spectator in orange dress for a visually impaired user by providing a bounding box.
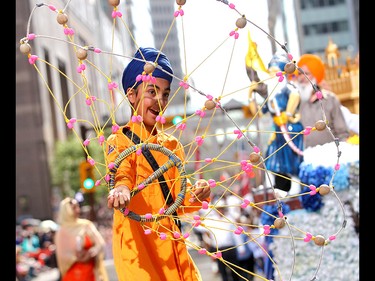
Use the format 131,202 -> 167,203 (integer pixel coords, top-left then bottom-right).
54,197 -> 109,281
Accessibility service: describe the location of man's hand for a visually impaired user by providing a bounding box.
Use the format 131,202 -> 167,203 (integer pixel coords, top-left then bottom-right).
190,179 -> 211,203
107,185 -> 131,209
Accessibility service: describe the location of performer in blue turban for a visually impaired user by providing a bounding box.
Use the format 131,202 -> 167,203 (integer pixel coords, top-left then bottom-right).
106,47 -> 211,281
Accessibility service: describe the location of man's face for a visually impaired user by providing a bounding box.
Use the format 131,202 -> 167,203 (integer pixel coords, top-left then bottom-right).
296,65 -> 316,102
129,78 -> 171,132
297,65 -> 314,86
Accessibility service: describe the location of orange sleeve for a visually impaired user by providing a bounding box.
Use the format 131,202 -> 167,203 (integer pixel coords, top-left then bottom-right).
171,141 -> 211,215
106,132 -> 136,191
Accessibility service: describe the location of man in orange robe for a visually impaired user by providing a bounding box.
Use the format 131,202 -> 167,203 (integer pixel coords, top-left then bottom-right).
106,47 -> 211,281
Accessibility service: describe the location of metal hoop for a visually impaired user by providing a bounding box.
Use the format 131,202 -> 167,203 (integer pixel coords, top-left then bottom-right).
108,143 -> 187,223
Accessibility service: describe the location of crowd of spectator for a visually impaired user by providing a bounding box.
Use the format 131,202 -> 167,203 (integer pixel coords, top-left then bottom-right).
15,201 -> 114,281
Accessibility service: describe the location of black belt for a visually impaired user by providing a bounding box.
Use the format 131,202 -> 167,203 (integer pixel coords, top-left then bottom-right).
122,127 -> 181,231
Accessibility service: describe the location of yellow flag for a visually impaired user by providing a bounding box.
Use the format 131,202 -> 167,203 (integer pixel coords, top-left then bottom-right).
245,30 -> 268,74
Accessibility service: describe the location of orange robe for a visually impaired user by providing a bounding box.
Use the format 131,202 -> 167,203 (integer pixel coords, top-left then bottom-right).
106,122 -> 208,281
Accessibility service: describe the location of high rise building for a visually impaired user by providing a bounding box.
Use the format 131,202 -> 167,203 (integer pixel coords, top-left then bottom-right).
148,0 -> 185,116
293,0 -> 359,62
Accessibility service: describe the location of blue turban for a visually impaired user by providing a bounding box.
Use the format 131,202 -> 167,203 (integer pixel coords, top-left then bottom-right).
122,47 -> 174,92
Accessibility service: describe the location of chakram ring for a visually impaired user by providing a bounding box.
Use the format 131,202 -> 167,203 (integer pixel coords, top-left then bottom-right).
108,143 -> 187,223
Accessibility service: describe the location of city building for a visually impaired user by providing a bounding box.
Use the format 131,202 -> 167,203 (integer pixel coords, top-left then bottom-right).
293,0 -> 359,63
16,0 -> 132,220
149,0 -> 185,116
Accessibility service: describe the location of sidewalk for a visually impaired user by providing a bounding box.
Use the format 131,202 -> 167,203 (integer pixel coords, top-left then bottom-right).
30,259 -> 117,281
30,257 -> 263,281
30,267 -> 60,281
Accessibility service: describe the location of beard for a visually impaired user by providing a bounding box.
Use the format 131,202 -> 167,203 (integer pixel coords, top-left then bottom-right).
298,83 -> 312,102
295,77 -> 316,102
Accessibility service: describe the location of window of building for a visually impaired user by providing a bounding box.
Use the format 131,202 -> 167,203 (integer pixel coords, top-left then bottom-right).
44,49 -> 58,140
301,0 -> 346,9
57,60 -> 71,135
303,20 -> 349,37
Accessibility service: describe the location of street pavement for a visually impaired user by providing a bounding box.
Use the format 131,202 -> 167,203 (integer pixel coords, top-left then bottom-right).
31,250 -> 222,281
31,251 -> 265,281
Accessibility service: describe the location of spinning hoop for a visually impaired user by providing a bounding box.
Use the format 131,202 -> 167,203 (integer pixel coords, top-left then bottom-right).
108,143 -> 187,223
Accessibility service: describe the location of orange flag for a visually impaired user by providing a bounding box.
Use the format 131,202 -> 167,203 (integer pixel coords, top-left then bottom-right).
245,30 -> 268,74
